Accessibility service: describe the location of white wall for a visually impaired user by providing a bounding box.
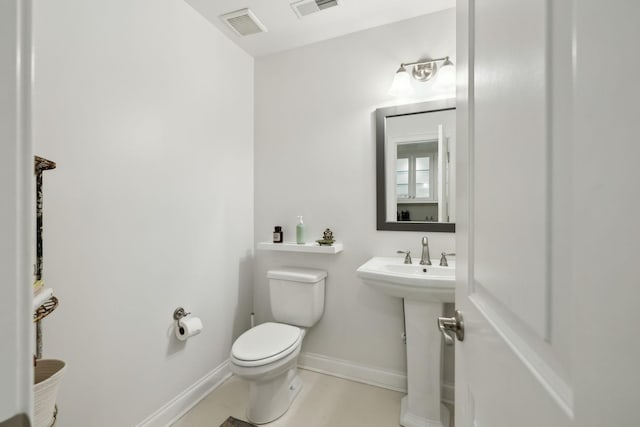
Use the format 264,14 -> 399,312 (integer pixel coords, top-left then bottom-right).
32,0 -> 254,425
0,0 -> 33,423
254,10 -> 456,383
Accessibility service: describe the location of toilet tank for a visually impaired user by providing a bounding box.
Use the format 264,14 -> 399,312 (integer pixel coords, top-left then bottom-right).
268,267 -> 327,328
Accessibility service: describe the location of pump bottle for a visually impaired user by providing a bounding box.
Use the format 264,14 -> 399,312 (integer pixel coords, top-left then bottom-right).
296,216 -> 305,244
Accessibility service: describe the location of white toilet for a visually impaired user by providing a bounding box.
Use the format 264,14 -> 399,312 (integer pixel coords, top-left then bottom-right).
230,267 -> 327,424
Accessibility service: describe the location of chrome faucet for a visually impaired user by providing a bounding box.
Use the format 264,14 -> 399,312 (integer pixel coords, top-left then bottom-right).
439,252 -> 456,266
420,237 -> 431,265
396,250 -> 412,264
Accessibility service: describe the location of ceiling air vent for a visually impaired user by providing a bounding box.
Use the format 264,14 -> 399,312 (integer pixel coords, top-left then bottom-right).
220,8 -> 267,37
290,0 -> 341,19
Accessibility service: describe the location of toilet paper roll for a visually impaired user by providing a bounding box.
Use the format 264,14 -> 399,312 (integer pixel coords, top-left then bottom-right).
175,317 -> 203,341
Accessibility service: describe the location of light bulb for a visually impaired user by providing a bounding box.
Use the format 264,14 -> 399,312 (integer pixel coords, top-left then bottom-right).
433,58 -> 455,92
388,65 -> 413,97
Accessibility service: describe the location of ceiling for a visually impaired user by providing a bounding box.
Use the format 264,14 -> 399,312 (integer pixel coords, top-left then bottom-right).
184,0 -> 455,57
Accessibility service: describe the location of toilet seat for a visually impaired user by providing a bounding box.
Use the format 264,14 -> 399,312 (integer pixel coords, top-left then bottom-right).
231,322 -> 302,368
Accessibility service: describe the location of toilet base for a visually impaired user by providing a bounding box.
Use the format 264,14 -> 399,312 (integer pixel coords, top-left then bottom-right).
400,396 -> 450,427
247,367 -> 303,424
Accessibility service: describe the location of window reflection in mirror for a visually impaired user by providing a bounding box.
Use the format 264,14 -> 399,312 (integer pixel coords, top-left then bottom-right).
376,100 -> 455,232
397,144 -> 436,200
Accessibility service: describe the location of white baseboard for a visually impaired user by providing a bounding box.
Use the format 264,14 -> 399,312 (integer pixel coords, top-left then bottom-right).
137,360 -> 232,427
137,353 -> 453,427
298,352 -> 408,392
298,352 -> 455,405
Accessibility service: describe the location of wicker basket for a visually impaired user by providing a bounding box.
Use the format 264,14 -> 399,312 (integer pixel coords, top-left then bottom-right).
34,359 -> 66,427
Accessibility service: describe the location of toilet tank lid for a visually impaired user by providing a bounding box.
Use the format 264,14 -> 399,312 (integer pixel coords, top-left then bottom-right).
267,267 -> 327,283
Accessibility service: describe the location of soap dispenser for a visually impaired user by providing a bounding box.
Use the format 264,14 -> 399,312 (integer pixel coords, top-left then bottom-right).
296,216 -> 305,244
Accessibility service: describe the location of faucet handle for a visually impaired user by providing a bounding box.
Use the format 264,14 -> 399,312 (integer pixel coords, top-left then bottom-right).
396,250 -> 412,264
439,252 -> 456,267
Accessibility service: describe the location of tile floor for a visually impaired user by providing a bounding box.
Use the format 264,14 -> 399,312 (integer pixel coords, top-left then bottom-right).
173,369 -> 453,427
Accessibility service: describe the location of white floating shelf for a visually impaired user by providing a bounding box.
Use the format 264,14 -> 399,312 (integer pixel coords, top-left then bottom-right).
257,241 -> 343,254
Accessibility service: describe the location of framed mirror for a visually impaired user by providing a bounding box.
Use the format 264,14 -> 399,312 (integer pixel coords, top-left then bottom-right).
376,99 -> 456,232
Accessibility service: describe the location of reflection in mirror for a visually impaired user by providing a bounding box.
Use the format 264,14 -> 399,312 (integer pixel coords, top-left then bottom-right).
376,100 -> 456,232
396,142 -> 437,217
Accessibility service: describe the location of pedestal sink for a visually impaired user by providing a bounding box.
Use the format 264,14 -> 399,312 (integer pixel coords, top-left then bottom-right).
356,257 -> 455,427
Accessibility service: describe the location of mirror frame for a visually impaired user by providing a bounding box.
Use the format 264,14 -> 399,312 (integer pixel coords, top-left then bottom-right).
376,99 -> 456,232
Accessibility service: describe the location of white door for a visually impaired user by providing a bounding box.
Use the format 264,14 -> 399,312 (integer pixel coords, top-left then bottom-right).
454,0 -> 640,426
0,0 -> 33,425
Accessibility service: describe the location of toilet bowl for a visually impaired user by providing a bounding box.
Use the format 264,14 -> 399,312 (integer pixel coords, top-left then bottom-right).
230,323 -> 306,424
230,267 -> 327,424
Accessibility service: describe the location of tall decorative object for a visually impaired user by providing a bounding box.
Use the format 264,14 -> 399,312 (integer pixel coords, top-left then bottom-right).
33,156 -> 65,427
34,156 -> 58,357
35,156 -> 56,280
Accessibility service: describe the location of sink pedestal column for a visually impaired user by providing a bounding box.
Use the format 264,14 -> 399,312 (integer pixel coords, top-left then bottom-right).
401,300 -> 450,427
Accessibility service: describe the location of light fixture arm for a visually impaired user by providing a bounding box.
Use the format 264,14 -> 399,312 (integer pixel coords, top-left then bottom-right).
401,56 -> 450,68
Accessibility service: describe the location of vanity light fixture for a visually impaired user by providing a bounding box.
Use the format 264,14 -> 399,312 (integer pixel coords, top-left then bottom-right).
388,56 -> 455,97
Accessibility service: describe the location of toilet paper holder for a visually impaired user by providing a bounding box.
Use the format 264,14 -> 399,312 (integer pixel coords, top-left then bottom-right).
173,307 -> 191,327
173,306 -> 203,341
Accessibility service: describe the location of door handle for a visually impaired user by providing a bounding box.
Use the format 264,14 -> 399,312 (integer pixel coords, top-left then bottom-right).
438,310 -> 464,345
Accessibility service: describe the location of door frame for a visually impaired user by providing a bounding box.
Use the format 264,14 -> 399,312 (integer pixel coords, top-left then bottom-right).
0,0 -> 33,424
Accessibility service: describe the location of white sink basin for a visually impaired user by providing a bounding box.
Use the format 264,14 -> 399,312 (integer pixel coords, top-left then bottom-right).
356,256 -> 455,302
